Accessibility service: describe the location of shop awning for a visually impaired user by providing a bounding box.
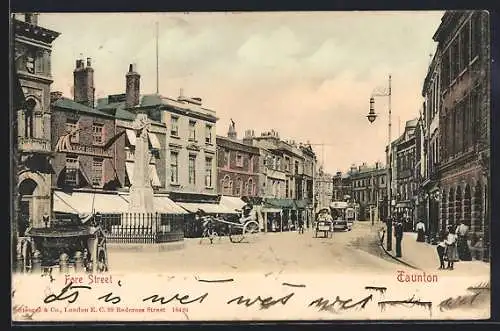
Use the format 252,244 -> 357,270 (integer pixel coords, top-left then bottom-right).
295,199 -> 310,209
118,194 -> 187,214
125,129 -> 136,146
53,190 -> 130,214
148,132 -> 161,150
177,202 -> 237,214
264,198 -> 296,209
395,202 -> 412,208
219,195 -> 246,213
262,207 -> 282,213
125,162 -> 162,187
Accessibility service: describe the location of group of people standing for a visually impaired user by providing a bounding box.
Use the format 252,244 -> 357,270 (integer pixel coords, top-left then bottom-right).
414,219 -> 472,270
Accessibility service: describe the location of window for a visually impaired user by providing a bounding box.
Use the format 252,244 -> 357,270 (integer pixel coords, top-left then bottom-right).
189,120 -> 196,141
205,125 -> 212,144
222,176 -> 232,195
441,49 -> 450,88
92,158 -> 103,186
24,98 -> 36,138
460,21 -> 471,70
225,150 -> 230,168
284,157 -> 290,171
188,155 -> 196,184
65,155 -> 79,186
451,39 -> 460,81
295,161 -> 299,174
236,153 -> 243,167
65,119 -> 79,143
471,13 -> 481,60
381,176 -> 385,184
248,155 -> 254,172
171,116 -> 179,136
235,178 -> 242,196
92,123 -> 104,145
247,178 -> 254,196
170,152 -> 178,184
205,157 -> 212,187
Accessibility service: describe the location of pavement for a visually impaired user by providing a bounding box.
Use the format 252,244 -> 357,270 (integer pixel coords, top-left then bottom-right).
106,221 -> 402,275
378,226 -> 490,277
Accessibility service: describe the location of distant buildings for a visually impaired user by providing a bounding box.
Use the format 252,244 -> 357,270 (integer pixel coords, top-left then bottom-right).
314,167 -> 333,210
348,163 -> 387,222
243,130 -> 316,232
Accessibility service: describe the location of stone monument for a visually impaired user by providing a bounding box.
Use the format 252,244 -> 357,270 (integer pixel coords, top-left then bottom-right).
128,112 -> 155,213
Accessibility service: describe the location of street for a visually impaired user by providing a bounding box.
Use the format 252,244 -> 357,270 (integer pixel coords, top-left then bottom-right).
107,221 -> 400,274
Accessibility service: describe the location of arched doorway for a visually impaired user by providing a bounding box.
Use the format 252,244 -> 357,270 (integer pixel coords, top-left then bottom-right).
464,185 -> 472,226
18,178 -> 38,236
455,186 -> 462,225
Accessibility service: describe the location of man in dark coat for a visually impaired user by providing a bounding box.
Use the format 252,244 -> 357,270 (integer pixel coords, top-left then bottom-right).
394,217 -> 404,258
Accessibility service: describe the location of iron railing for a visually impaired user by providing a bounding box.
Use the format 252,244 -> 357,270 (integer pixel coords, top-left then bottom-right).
100,213 -> 184,244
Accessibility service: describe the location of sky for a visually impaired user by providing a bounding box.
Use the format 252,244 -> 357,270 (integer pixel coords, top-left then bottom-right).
35,11 -> 444,174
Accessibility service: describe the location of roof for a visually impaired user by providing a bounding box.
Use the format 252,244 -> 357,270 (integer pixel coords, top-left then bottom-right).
52,97 -> 114,118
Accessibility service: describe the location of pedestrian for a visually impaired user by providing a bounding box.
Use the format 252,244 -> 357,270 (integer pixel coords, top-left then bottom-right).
394,218 -> 404,258
445,225 -> 459,270
455,220 -> 472,261
298,217 -> 304,234
415,220 -> 426,242
436,234 -> 447,269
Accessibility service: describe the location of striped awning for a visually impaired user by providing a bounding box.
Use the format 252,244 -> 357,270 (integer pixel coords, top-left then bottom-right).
53,190 -> 129,214
148,132 -> 161,150
177,202 -> 237,214
125,162 -> 161,187
125,129 -> 136,146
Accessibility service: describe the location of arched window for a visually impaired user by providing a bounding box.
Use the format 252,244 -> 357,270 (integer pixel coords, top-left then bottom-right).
222,175 -> 232,195
24,98 -> 37,138
235,177 -> 242,196
247,178 -> 254,196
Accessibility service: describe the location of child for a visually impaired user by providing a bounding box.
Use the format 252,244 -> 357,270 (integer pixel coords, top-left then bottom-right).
437,235 -> 446,269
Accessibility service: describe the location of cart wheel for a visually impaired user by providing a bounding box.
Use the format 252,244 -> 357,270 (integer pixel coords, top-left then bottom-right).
243,221 -> 260,243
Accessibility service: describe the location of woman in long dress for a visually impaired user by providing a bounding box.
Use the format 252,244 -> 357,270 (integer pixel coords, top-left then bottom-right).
445,225 -> 459,270
415,220 -> 426,242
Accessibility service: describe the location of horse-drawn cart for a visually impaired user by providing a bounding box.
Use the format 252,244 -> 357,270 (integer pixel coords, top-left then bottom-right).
17,217 -> 109,274
200,214 -> 260,244
314,208 -> 333,238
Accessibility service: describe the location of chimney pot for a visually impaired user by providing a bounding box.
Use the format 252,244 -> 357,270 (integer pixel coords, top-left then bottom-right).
126,64 -> 141,108
86,57 -> 92,67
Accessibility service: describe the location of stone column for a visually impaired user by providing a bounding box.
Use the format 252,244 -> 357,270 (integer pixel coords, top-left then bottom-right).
471,185 -> 482,234
463,189 -> 472,226
439,189 -> 447,233
128,113 -> 155,213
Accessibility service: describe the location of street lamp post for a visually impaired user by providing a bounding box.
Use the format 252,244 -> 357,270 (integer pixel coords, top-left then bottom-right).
367,75 -> 392,251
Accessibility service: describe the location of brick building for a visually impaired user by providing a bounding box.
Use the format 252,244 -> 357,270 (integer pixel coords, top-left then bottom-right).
393,119 -> 418,229
433,11 -> 490,260
216,124 -> 260,198
243,130 -> 316,232
419,49 -> 442,243
14,14 -> 60,231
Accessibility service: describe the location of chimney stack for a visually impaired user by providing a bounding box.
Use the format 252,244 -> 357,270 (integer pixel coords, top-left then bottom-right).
126,64 -> 141,108
73,57 -> 95,107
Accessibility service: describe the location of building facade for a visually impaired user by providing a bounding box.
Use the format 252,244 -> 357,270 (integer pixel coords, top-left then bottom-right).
14,14 -> 60,231
216,125 -> 260,198
244,130 -> 316,232
315,167 -> 333,211
96,66 -> 218,204
419,49 -> 442,243
393,119 -> 418,230
349,163 -> 387,221
434,11 -> 490,260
